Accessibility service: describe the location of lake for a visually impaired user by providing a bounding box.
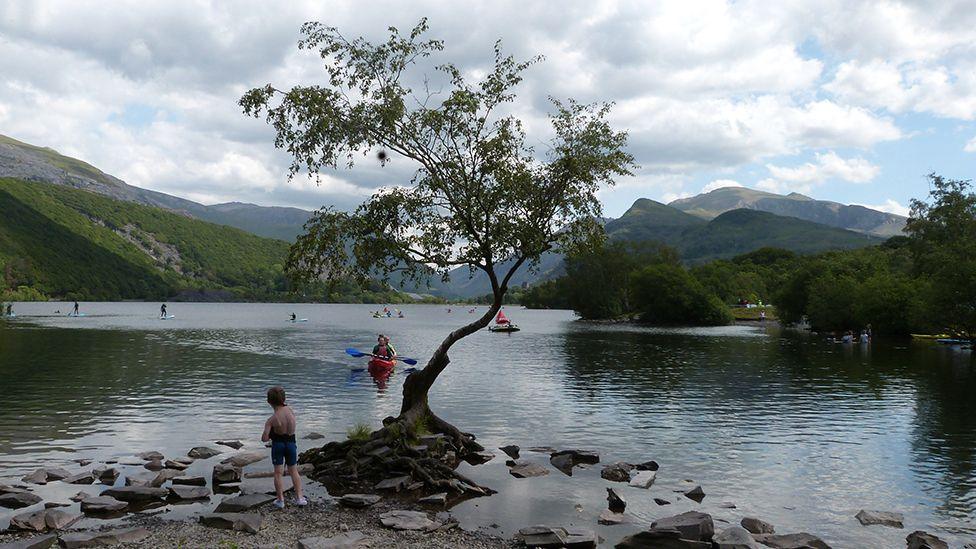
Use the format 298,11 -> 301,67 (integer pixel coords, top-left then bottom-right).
1,302 -> 974,547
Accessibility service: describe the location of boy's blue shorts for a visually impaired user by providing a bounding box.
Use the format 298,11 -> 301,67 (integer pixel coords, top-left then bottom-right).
271,440 -> 298,466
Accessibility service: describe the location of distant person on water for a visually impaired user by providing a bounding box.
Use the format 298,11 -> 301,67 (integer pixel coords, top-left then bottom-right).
759,310 -> 766,322
373,334 -> 397,360
72,302 -> 79,316
290,312 -> 296,321
160,304 -> 167,318
261,386 -> 307,509
841,331 -> 853,344
4,304 -> 11,316
859,330 -> 870,344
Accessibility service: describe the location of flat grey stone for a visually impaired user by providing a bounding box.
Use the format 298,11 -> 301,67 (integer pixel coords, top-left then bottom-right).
20,470 -> 48,485
199,512 -> 264,534
374,475 -> 412,492
598,510 -> 632,525
8,509 -> 81,533
68,492 -> 92,503
143,459 -> 164,471
601,462 -> 633,482
0,485 -> 32,495
123,473 -> 156,487
650,511 -> 714,541
171,475 -> 206,486
855,509 -> 904,528
59,527 -> 150,548
212,463 -> 242,484
906,530 -> 948,549
150,468 -> 182,487
509,461 -> 549,478
80,496 -> 128,513
0,492 -> 42,509
339,494 -> 381,508
752,533 -> 831,549
136,451 -> 164,460
220,451 -> 265,467
741,517 -> 774,534
684,485 -> 706,502
499,445 -> 520,459
215,493 -> 275,512
0,533 -> 57,549
714,526 -> 761,549
303,432 -> 325,440
297,531 -> 367,549
101,486 -> 168,502
418,492 -> 447,505
188,446 -> 222,459
43,502 -> 69,509
616,529 -> 711,548
215,440 -> 244,449
168,485 -> 211,500
379,510 -> 439,531
163,459 -> 189,470
62,472 -> 93,485
629,470 -> 656,488
549,453 -> 575,476
95,467 -> 119,485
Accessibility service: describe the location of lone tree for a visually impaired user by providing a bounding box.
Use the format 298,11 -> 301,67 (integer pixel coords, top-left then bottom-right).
241,19 -> 633,490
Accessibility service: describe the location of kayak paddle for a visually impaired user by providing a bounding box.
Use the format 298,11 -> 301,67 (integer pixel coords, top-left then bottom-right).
344,347 -> 419,366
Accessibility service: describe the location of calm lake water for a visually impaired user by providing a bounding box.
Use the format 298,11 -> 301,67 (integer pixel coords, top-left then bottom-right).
1,302 -> 974,547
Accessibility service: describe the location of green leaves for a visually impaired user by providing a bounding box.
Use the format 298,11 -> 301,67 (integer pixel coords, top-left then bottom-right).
242,20 -> 634,300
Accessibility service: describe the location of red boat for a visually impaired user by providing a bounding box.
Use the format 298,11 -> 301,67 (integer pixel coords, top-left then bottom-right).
368,357 -> 397,375
488,310 -> 521,332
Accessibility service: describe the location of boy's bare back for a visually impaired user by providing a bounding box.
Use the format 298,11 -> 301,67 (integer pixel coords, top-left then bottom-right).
270,405 -> 296,436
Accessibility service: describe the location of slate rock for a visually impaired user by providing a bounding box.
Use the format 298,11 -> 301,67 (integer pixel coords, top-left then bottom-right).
136,451 -> 164,461
80,496 -> 128,513
499,445 -> 520,459
741,517 -> 775,534
188,446 -> 222,459
906,530 -> 948,549
464,450 -> 495,465
68,492 -> 92,503
212,463 -> 242,484
601,462 -> 634,482
339,494 -> 381,508
59,527 -> 150,548
654,498 -> 671,505
752,533 -> 831,549
43,502 -> 69,509
0,485 -> 32,495
199,512 -> 264,534
150,468 -> 182,488
172,475 -> 207,486
0,492 -> 42,509
634,460 -> 660,471
598,510 -> 632,525
215,493 -> 275,512
9,509 -> 81,533
303,432 -> 325,440
96,467 -> 119,485
101,486 -> 168,502
629,470 -> 656,488
616,529 -> 711,548
418,492 -> 447,505
518,525 -> 598,548
298,531 -> 367,549
855,509 -> 904,528
20,471 -> 48,485
0,533 -> 57,549
550,449 -> 600,464
684,485 -> 706,502
168,485 -> 211,500
650,511 -> 715,541
379,510 -> 439,531
714,526 -> 761,549
607,487 -> 626,513
62,472 -> 93,485
509,461 -> 549,478
374,475 -> 412,492
215,440 -> 244,449
221,451 -> 265,467
163,459 -> 189,470
124,473 -> 156,488
550,453 -> 575,476
143,459 -> 164,471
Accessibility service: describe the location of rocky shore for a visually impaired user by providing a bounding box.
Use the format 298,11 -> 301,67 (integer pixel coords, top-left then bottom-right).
1,440 -> 969,549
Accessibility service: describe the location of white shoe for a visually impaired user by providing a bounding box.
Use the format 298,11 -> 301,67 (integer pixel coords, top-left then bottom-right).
295,496 -> 308,506
273,498 -> 285,509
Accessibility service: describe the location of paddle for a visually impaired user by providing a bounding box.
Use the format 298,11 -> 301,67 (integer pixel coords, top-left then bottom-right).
345,347 -> 418,366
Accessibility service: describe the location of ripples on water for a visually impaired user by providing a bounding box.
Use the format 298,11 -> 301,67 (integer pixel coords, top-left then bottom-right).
1,302 -> 974,546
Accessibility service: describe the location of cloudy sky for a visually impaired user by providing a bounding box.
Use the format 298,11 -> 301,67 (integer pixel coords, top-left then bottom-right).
2,1 -> 975,218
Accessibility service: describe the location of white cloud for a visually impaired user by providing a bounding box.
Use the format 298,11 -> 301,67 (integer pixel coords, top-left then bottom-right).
854,199 -> 911,217
760,152 -> 880,193
965,136 -> 976,153
702,179 -> 743,193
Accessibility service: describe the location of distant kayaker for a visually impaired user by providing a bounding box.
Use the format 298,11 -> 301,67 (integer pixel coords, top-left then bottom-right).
373,334 -> 397,360
160,303 -> 168,318
290,312 -> 296,321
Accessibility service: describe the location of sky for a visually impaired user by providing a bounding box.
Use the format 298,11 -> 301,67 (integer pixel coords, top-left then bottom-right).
1,1 -> 975,218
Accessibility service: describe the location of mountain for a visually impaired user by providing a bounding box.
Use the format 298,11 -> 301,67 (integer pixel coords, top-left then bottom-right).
0,176 -> 289,300
668,186 -> 906,237
0,134 -> 312,241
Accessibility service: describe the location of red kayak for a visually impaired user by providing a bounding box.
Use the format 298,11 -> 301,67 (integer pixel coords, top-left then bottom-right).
368,357 -> 396,375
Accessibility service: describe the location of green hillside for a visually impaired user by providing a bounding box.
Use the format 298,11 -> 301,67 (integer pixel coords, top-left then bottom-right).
0,177 -> 289,300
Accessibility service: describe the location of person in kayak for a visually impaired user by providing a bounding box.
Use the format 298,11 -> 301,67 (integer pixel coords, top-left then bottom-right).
160,303 -> 168,318
290,312 -> 296,321
372,334 -> 397,360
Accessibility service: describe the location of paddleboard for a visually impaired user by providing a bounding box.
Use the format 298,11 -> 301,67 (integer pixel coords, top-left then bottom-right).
287,318 -> 308,323
67,313 -> 87,317
160,315 -> 175,320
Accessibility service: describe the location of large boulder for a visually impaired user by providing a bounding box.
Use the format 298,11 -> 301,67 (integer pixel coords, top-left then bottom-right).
650,511 -> 714,542
220,451 -> 265,467
906,530 -> 948,549
0,533 -> 57,549
601,462 -> 633,482
298,531 -> 367,549
338,494 -> 381,508
741,517 -> 775,534
752,533 -> 831,549
212,463 -> 242,484
509,461 -> 550,478
713,526 -> 761,549
0,492 -> 43,509
168,486 -> 211,500
59,527 -> 150,548
101,486 -> 168,503
214,493 -> 275,512
8,509 -> 81,533
855,509 -> 904,528
199,512 -> 264,534
615,529 -> 711,548
379,510 -> 440,531
80,496 -> 128,513
188,446 -> 222,459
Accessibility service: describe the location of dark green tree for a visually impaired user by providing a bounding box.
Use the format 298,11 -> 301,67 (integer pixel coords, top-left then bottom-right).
241,19 -> 634,470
